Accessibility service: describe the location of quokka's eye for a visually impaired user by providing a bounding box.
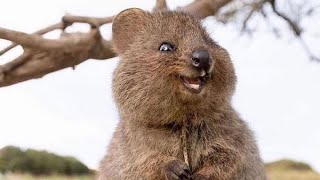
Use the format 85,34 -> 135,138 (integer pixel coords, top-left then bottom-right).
159,42 -> 175,52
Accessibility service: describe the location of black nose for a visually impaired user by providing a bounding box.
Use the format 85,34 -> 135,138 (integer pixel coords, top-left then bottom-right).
191,50 -> 212,72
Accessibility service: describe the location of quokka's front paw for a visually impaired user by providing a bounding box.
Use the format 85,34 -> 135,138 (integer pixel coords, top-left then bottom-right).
164,159 -> 191,180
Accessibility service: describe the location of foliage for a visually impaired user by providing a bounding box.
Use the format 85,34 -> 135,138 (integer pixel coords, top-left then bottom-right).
0,146 -> 91,176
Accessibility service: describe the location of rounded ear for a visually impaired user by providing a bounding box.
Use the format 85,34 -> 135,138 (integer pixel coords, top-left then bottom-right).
112,8 -> 149,54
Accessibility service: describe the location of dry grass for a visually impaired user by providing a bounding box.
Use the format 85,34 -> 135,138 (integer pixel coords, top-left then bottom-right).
2,160 -> 320,180
268,170 -> 320,180
2,171 -> 320,180
0,173 -> 94,180
266,159 -> 320,180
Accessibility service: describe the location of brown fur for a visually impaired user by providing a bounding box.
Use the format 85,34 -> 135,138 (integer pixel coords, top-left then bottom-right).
99,8 -> 266,180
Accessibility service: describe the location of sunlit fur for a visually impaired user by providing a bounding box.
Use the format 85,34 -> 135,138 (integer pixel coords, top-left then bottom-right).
99,9 -> 266,180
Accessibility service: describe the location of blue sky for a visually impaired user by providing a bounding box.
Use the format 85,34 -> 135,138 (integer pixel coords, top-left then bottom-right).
0,0 -> 319,171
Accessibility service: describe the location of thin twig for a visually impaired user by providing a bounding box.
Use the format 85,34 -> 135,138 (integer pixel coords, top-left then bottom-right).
266,0 -> 319,60
181,124 -> 189,166
0,22 -> 64,56
268,0 -> 302,36
62,15 -> 114,28
0,43 -> 17,56
181,114 -> 193,167
299,37 -> 320,62
0,14 -> 114,56
241,9 -> 255,33
241,1 -> 265,34
153,0 -> 168,11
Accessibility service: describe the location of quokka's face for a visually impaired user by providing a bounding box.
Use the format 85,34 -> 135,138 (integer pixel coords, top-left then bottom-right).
141,14 -> 216,95
112,9 -> 236,106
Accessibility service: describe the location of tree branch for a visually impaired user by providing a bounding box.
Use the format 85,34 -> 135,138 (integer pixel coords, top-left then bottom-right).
0,22 -> 65,56
180,0 -> 233,18
153,0 -> 168,11
0,27 -> 63,50
1,0 -> 317,87
268,0 -> 302,36
0,0 -> 237,87
216,0 -> 319,62
62,14 -> 114,28
0,15 -> 116,87
299,37 -> 320,62
265,0 -> 319,61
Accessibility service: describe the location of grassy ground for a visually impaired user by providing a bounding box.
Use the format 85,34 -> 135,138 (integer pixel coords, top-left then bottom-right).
2,171 -> 320,180
2,164 -> 320,180
0,174 -> 94,180
266,159 -> 320,180
267,170 -> 320,180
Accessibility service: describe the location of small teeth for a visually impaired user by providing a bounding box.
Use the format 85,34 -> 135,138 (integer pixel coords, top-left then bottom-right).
200,70 -> 206,77
189,84 -> 200,90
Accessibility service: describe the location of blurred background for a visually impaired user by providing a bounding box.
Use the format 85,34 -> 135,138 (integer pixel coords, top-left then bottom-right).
0,0 -> 319,179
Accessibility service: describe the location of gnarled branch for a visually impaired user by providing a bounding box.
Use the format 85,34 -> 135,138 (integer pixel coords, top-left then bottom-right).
0,0 -> 233,87
180,0 -> 233,18
0,15 -> 115,87
0,22 -> 65,56
0,28 -> 115,86
1,0 -> 318,87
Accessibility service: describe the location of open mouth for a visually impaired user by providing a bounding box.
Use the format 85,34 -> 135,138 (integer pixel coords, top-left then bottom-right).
180,75 -> 207,93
